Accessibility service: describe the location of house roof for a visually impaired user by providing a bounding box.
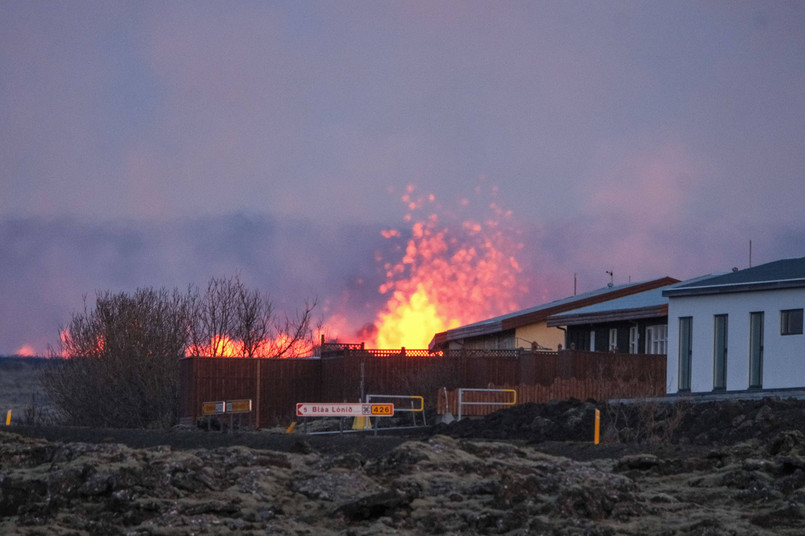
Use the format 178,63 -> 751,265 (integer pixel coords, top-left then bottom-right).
663,257 -> 805,297
547,286 -> 671,326
428,276 -> 679,350
546,275 -> 711,326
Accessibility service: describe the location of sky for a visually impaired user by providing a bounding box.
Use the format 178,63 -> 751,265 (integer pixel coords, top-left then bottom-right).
2,1 -> 805,355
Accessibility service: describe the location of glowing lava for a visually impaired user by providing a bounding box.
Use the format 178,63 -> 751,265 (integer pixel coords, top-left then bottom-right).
15,344 -> 37,357
185,333 -> 313,358
363,184 -> 528,349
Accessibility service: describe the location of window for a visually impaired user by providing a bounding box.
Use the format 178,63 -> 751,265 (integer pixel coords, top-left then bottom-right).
629,326 -> 639,353
713,315 -> 728,390
646,325 -> 668,354
589,330 -> 596,351
781,309 -> 804,335
678,317 -> 692,392
749,312 -> 763,389
609,328 -> 618,352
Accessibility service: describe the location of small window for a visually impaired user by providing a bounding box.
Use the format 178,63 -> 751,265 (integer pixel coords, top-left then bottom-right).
609,328 -> 618,352
629,326 -> 639,353
646,325 -> 668,354
781,309 -> 804,335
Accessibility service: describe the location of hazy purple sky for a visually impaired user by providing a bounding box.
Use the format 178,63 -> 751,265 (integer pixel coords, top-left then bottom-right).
2,2 -> 804,354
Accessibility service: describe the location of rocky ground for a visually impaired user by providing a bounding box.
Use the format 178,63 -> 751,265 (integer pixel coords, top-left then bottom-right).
4,396 -> 805,535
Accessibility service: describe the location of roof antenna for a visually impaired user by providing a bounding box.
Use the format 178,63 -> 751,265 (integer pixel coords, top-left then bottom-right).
605,270 -> 614,287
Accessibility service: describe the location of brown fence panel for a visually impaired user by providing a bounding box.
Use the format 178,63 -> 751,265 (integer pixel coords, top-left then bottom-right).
258,358 -> 322,427
180,350 -> 667,427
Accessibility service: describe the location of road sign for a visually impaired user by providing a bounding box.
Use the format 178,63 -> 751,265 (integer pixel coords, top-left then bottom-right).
202,399 -> 252,415
202,401 -> 225,415
371,404 -> 393,416
295,403 -> 394,417
226,399 -> 252,414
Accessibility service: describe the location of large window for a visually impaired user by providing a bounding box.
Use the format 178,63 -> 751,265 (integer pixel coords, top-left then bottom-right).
749,312 -> 764,389
713,315 -> 728,390
781,309 -> 804,335
646,325 -> 667,354
678,317 -> 692,392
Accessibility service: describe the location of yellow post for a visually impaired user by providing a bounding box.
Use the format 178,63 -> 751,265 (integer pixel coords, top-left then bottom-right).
594,409 -> 600,445
5,410 -> 11,426
352,416 -> 371,430
285,421 -> 296,434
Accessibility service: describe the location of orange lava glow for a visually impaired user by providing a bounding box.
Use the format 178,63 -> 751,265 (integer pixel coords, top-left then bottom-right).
186,335 -> 242,357
185,334 -> 312,358
15,344 -> 37,357
362,184 -> 528,349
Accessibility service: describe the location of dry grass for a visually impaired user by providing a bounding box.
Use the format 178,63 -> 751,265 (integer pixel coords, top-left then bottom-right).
0,357 -> 58,425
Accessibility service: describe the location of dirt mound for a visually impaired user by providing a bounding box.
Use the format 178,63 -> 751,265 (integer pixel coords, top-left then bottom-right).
4,397 -> 805,534
436,396 -> 805,447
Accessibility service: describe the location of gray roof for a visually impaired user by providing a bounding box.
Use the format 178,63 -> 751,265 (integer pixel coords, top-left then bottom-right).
550,286 -> 670,318
547,275 -> 713,326
429,276 -> 679,349
456,281 -> 648,327
663,257 -> 805,297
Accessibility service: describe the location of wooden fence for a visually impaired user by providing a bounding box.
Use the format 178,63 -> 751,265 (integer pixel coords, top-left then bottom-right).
179,349 -> 666,427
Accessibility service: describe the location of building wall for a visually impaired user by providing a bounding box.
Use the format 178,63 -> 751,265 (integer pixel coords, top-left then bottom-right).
457,329 -> 516,350
515,323 -> 565,351
666,288 -> 805,394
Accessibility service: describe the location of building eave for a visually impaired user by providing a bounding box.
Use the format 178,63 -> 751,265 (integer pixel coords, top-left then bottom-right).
663,278 -> 805,298
547,304 -> 668,327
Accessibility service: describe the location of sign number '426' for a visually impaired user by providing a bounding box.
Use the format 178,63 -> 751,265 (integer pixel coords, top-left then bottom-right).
370,403 -> 393,416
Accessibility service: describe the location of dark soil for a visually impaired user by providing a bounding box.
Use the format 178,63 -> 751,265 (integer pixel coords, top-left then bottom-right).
5,396 -> 805,535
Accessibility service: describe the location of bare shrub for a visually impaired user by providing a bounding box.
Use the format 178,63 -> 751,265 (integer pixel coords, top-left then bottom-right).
41,287 -> 191,428
603,399 -> 692,444
186,275 -> 316,358
41,276 -> 316,428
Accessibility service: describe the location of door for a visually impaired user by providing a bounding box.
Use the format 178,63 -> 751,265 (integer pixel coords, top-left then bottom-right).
713,315 -> 728,390
749,312 -> 764,388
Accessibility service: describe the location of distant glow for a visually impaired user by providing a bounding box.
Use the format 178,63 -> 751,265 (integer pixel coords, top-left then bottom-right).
15,344 -> 36,357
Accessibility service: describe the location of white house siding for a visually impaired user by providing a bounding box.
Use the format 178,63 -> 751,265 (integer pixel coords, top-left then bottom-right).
666,287 -> 805,394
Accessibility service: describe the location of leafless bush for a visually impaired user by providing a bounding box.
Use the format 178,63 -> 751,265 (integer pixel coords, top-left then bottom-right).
20,393 -> 57,426
41,287 -> 191,428
603,399 -> 691,444
186,275 -> 316,358
41,276 -> 316,428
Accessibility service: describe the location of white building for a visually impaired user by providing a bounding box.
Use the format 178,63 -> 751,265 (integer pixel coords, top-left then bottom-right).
664,257 -> 805,394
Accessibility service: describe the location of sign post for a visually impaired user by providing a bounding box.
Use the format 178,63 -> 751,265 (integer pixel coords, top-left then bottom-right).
295,403 -> 394,418
201,399 -> 253,432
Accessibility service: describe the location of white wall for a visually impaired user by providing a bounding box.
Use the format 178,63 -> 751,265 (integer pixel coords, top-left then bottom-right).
666,288 -> 805,393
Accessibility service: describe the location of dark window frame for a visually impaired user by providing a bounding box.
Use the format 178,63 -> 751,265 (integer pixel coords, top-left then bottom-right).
781,309 -> 804,336
678,316 -> 693,392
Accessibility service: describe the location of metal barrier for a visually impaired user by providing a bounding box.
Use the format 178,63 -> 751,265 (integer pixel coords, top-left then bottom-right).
457,388 -> 517,421
366,394 -> 426,428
